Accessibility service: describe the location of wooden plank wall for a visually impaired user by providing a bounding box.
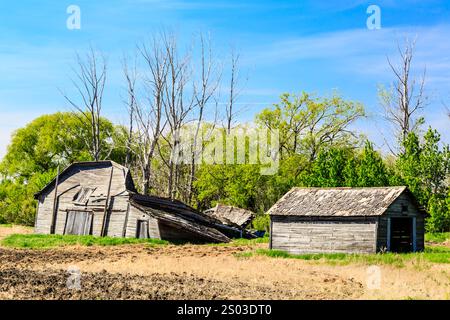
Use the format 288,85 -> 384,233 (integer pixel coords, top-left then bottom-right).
125,205 -> 160,239
104,195 -> 130,237
271,216 -> 378,254
35,164 -> 131,237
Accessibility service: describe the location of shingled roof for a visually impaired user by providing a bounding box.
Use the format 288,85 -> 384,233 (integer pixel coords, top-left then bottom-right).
204,204 -> 255,228
267,186 -> 424,217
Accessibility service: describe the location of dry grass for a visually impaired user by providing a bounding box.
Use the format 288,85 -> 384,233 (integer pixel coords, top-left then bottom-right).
0,225 -> 33,241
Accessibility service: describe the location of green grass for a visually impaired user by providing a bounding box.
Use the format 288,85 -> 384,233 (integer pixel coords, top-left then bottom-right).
1,234 -> 169,249
208,236 -> 270,247
236,246 -> 450,266
0,224 -> 13,228
425,232 -> 450,243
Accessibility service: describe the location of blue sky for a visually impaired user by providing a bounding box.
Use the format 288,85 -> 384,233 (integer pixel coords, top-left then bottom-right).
0,0 -> 449,159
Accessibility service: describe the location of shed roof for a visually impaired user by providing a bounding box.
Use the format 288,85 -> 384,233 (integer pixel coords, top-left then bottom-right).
267,186 -> 424,217
204,204 -> 255,228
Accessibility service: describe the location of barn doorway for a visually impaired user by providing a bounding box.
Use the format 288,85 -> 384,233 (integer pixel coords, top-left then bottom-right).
390,217 -> 413,253
136,220 -> 149,239
64,210 -> 93,235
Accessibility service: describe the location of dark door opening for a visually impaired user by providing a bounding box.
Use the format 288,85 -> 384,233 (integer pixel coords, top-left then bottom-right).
65,210 -> 93,235
390,217 -> 413,253
136,220 -> 149,239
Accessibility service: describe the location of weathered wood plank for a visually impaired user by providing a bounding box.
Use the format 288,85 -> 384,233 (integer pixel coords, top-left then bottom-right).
271,216 -> 377,254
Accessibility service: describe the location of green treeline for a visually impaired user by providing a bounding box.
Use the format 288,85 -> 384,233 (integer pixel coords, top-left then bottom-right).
0,92 -> 449,232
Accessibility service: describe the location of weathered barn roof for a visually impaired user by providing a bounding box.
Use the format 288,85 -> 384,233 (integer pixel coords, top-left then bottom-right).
267,186 -> 425,217
204,204 -> 255,228
130,194 -> 230,243
34,161 -> 136,199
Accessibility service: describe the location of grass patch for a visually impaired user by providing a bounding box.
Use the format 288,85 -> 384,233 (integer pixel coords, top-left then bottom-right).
1,234 -> 169,249
425,232 -> 450,243
208,236 -> 270,247
0,224 -> 13,228
241,247 -> 450,266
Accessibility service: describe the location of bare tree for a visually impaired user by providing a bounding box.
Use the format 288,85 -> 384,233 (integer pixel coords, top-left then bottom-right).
225,49 -> 241,134
63,47 -> 109,161
122,54 -> 138,169
122,32 -> 245,202
379,38 -> 427,152
187,34 -> 221,202
123,37 -> 169,195
160,33 -> 196,199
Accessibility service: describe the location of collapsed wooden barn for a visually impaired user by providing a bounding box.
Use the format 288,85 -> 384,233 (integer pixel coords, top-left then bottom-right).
267,187 -> 427,254
34,161 -> 230,243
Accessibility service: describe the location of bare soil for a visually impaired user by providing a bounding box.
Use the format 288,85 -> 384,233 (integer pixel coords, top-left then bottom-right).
0,245 -> 366,300
0,225 -> 32,240
0,229 -> 449,300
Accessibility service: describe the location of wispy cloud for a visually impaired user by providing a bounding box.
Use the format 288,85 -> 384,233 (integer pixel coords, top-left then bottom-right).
1,2 -> 449,160
245,24 -> 450,72
132,0 -> 305,11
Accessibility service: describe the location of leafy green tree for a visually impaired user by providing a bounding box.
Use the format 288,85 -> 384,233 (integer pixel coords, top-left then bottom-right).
306,148 -> 350,187
396,128 -> 450,231
0,170 -> 55,225
356,141 -> 390,187
264,154 -> 308,209
252,214 -> 270,233
420,129 -> 450,201
0,112 -> 125,178
194,164 -> 265,213
256,92 -> 365,161
397,129 -> 449,203
426,195 -> 450,233
305,142 -> 390,188
0,112 -> 127,225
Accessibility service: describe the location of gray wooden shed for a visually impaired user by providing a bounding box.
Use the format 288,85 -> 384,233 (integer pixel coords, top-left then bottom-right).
267,187 -> 427,254
34,161 -> 230,243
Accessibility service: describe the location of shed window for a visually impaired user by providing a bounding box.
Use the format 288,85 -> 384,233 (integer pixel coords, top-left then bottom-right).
73,187 -> 95,205
401,204 -> 408,215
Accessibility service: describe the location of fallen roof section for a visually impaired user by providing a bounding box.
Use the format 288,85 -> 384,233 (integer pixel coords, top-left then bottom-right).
130,194 -> 230,243
204,204 -> 255,229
